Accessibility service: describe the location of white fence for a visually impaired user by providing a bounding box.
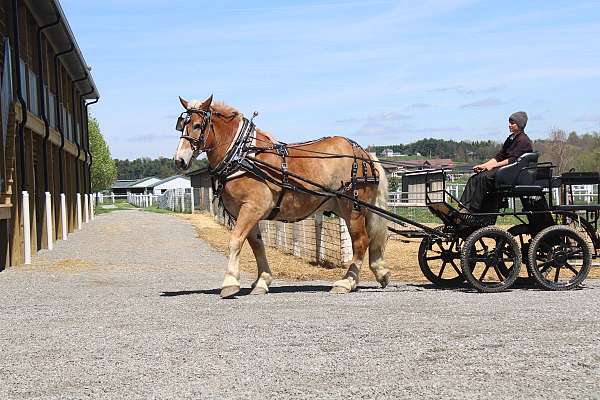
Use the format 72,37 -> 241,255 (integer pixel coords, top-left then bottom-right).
388,184 -> 599,207
155,188 -> 194,213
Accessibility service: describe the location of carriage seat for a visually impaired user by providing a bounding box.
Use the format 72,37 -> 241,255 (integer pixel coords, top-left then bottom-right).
495,152 -> 541,195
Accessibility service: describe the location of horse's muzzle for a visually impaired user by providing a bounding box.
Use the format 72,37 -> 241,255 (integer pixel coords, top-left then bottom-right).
174,157 -> 189,171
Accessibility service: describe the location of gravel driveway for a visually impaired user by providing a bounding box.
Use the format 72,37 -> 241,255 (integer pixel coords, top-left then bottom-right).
0,210 -> 598,399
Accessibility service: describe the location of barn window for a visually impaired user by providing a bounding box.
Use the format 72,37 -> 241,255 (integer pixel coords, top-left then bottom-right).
19,59 -> 28,105
28,69 -> 38,116
48,90 -> 56,128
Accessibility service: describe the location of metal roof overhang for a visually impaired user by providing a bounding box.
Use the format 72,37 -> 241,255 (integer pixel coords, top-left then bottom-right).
23,0 -> 99,100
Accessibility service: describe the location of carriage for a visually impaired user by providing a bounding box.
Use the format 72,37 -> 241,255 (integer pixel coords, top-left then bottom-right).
174,96 -> 598,297
413,153 -> 599,292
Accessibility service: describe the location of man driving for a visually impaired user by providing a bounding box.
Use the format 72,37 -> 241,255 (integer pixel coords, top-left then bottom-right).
460,111 -> 533,213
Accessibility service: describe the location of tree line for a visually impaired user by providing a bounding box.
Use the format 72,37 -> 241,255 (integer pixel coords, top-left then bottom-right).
368,132 -> 600,173
114,157 -> 208,180
367,138 -> 500,162
90,117 -> 600,192
536,130 -> 600,174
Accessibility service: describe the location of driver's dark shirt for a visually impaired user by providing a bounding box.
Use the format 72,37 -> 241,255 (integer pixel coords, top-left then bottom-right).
494,131 -> 533,164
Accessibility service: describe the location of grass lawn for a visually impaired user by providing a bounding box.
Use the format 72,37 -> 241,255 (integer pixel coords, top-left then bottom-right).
95,200 -> 135,215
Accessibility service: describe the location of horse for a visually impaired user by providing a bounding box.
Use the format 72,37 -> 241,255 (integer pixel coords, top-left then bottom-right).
174,95 -> 391,298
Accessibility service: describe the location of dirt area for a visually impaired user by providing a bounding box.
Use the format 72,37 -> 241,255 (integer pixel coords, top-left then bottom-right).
181,212 -> 600,283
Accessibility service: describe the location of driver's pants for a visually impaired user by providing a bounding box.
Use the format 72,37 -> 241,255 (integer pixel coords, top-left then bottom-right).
459,169 -> 498,212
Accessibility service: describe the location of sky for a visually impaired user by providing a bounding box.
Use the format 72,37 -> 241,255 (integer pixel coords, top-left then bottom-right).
60,0 -> 600,160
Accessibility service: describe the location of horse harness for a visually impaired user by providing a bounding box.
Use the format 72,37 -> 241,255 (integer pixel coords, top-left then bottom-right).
176,109 -> 379,221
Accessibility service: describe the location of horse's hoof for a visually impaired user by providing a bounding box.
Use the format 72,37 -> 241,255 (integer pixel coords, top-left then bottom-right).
378,271 -> 391,289
220,286 -> 240,299
330,286 -> 351,294
250,286 -> 268,295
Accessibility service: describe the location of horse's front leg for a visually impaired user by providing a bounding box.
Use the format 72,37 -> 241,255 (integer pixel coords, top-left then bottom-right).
221,206 -> 262,299
247,225 -> 273,295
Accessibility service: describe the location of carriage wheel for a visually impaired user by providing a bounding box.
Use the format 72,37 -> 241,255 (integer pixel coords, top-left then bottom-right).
418,228 -> 465,287
461,226 -> 521,292
527,225 -> 591,291
556,212 -> 597,255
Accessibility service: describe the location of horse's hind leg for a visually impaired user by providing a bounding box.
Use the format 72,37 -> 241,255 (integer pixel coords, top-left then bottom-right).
247,225 -> 273,295
365,211 -> 391,288
331,208 -> 369,294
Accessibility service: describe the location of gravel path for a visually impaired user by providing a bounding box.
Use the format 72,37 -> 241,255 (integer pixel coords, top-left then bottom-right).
1,210 -> 599,399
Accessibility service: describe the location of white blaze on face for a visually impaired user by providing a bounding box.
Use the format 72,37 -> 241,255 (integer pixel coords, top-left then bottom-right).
174,128 -> 194,170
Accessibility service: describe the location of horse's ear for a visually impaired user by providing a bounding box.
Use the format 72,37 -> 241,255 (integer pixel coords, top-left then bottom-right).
179,96 -> 189,109
201,94 -> 213,109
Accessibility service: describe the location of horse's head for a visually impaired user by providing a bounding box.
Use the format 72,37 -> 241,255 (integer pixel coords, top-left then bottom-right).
174,95 -> 213,171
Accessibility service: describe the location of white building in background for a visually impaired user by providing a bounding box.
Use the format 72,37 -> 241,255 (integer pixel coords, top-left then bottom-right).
381,148 -> 394,157
130,177 -> 161,190
148,175 -> 191,195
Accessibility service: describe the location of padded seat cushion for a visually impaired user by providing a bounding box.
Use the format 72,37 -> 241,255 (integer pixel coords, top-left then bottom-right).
512,185 -> 543,194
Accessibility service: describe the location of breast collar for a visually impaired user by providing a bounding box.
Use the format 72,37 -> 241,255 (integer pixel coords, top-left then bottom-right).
209,116 -> 256,181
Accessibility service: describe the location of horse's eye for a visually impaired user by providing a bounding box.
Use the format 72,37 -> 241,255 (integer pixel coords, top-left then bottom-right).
193,123 -> 202,130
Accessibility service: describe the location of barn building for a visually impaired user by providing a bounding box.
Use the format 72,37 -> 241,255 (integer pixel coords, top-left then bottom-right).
110,177 -> 160,195
148,175 -> 191,195
0,0 -> 99,269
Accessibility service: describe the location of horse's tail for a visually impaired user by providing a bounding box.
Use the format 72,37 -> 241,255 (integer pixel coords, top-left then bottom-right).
365,155 -> 391,287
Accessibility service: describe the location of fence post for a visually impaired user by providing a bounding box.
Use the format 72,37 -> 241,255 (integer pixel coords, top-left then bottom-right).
22,191 -> 31,264
208,186 -> 214,215
292,221 -> 301,257
76,193 -> 82,230
90,194 -> 95,220
314,213 -> 323,264
190,189 -> 195,214
112,192 -> 115,204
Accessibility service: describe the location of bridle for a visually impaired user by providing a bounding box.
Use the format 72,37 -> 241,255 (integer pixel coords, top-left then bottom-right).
175,108 -> 213,156
175,107 -> 240,157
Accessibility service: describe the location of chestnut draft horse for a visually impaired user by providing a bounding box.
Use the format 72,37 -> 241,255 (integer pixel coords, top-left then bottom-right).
174,95 -> 390,298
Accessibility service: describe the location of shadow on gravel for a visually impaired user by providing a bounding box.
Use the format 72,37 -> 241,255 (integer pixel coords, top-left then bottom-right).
160,284 -> 332,297
408,277 -> 589,292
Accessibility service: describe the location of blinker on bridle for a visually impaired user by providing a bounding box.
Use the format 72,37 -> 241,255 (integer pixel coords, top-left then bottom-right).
176,108 -> 242,155
176,108 -> 212,154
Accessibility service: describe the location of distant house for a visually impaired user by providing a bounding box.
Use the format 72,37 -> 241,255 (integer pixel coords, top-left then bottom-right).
381,148 -> 394,157
148,175 -> 191,195
111,177 -> 160,195
399,159 -> 454,169
382,159 -> 454,179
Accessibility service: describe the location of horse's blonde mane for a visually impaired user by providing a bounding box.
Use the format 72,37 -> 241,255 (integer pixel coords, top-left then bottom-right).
189,98 -> 278,143
188,99 -> 237,116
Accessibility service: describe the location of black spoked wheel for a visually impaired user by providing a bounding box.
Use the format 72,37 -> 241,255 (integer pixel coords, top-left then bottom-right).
461,226 -> 521,292
418,228 -> 465,287
527,225 -> 591,291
